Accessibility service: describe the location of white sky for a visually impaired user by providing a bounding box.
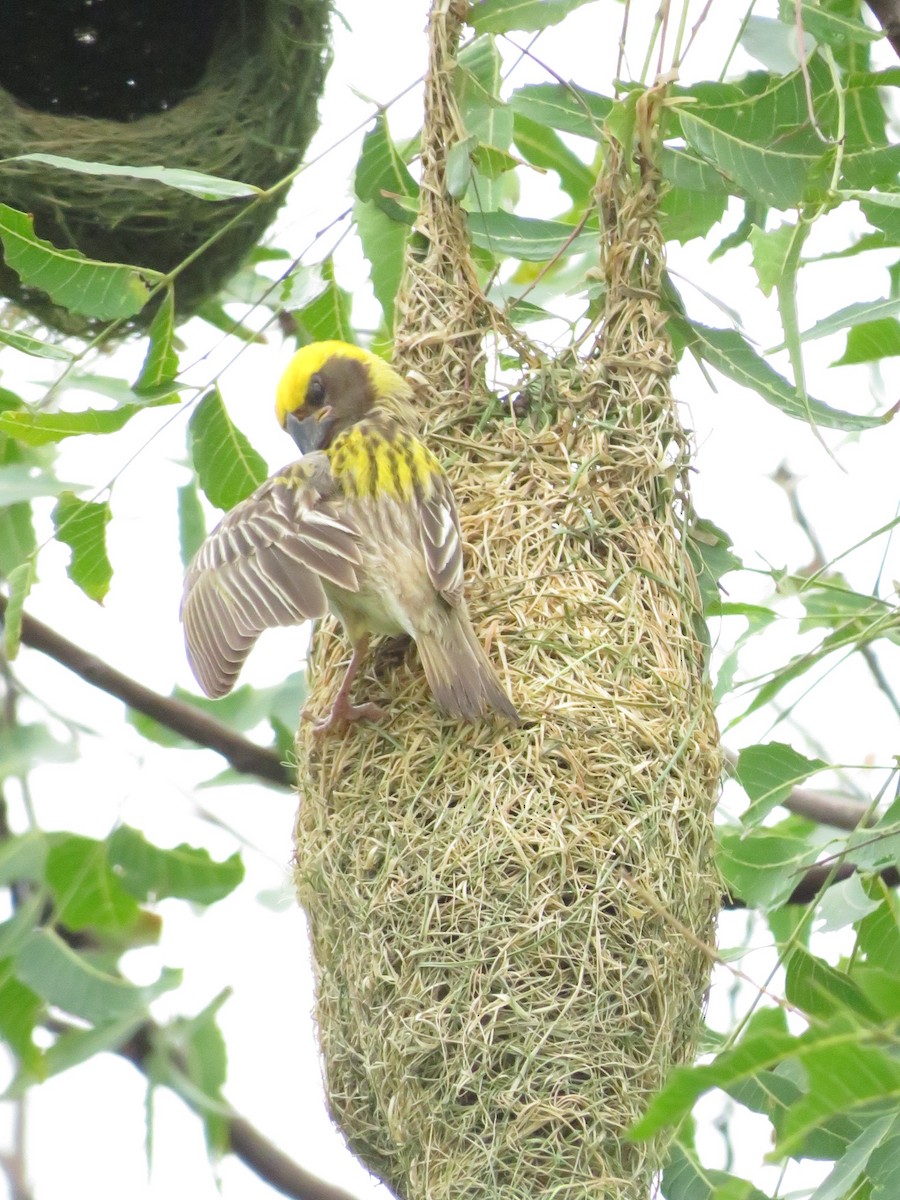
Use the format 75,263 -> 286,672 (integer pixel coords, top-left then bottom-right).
2,2 -> 898,1198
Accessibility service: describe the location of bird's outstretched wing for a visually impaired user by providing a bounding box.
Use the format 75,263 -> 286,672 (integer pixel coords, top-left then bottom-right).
181,455 -> 361,698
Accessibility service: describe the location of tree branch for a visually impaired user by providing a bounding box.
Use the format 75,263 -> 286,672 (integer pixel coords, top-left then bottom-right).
0,600 -> 884,828
45,1017 -> 362,1200
865,0 -> 900,58
0,596 -> 293,789
722,862 -> 900,910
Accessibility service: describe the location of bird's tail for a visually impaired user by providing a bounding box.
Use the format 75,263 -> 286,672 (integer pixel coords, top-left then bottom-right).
416,606 -> 519,724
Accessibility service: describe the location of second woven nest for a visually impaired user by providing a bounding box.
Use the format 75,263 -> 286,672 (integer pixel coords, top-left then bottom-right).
0,0 -> 331,332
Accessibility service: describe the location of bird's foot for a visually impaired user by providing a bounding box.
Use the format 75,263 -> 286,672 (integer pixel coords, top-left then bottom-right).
309,695 -> 387,736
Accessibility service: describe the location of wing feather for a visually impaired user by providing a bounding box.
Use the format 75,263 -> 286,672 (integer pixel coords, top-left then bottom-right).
181,456 -> 361,698
418,473 -> 464,604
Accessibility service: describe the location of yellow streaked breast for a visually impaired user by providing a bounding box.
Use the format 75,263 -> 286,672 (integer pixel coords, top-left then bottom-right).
329,424 -> 440,501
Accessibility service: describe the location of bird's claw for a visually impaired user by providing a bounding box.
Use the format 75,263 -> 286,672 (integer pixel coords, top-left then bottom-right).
307,696 -> 387,736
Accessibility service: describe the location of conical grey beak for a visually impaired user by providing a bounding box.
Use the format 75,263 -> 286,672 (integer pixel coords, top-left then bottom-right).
286,409 -> 331,455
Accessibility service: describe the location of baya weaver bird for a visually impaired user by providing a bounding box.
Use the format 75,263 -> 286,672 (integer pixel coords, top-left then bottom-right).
181,341 -> 519,733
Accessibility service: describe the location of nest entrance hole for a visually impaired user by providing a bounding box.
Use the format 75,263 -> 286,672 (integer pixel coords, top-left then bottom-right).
1,0 -> 230,121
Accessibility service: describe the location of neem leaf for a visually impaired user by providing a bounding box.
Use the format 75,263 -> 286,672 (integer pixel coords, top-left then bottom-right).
736,742 -> 828,827
15,928 -> 181,1024
509,82 -> 613,139
468,210 -> 599,260
292,258 -> 353,344
0,204 -> 158,320
718,827 -> 815,909
629,1007 -> 796,1138
45,834 -> 141,934
470,0 -> 596,35
354,198 -> 408,329
355,114 -> 418,222
188,386 -> 267,511
0,329 -> 74,361
834,318 -> 900,366
672,318 -> 888,431
177,478 -> 207,567
52,492 -> 113,603
9,154 -> 260,200
0,398 -> 176,446
108,825 -> 244,906
2,558 -> 35,660
134,287 -> 179,394
786,946 -> 881,1023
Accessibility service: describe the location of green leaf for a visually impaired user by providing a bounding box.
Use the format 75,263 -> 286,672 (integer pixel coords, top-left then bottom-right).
629,1007 -> 796,1138
468,210 -> 598,260
52,492 -> 113,603
0,204 -> 159,320
809,1113 -> 898,1200
0,399 -> 176,446
107,826 -> 244,906
509,82 -> 612,139
786,946 -> 882,1022
735,742 -> 828,826
677,66 -> 837,210
686,517 -> 743,611
0,831 -> 49,887
512,113 -> 596,205
774,1025 -> 900,1156
834,318 -> 900,365
40,1010 -> 150,1081
15,928 -> 181,1024
469,0 -> 597,35
717,827 -> 814,908
0,500 -> 36,577
292,258 -> 353,344
134,288 -> 179,395
0,723 -> 77,779
9,154 -> 260,200
354,198 -> 408,329
188,387 -> 267,511
177,478 -> 207,568
850,190 -> 900,240
45,834 -> 142,934
662,1138 -> 768,1200
659,186 -> 728,245
0,328 -> 74,361
750,221 -> 797,297
159,994 -> 231,1154
789,1 -> 883,49
741,15 -> 814,74
355,114 -> 418,222
793,296 -> 900,345
857,895 -> 900,972
0,964 -> 43,1075
3,558 -> 35,660
815,873 -> 881,932
869,1129 -> 900,1200
672,318 -> 888,431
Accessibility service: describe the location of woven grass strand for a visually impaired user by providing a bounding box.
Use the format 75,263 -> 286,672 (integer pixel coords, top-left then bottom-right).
0,0 -> 330,332
294,6 -> 719,1197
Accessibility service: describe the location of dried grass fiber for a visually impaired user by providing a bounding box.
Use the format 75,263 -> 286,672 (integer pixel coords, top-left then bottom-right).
294,6 -> 720,1198
0,0 -> 330,332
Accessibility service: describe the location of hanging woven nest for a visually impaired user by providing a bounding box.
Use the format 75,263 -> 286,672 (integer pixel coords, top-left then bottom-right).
294,6 -> 719,1198
0,0 -> 331,333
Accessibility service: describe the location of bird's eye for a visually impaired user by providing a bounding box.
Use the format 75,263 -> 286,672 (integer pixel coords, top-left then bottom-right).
306,374 -> 326,408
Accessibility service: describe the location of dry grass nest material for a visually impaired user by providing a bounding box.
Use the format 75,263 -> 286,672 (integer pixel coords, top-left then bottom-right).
0,0 -> 330,332
294,345 -> 720,1198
